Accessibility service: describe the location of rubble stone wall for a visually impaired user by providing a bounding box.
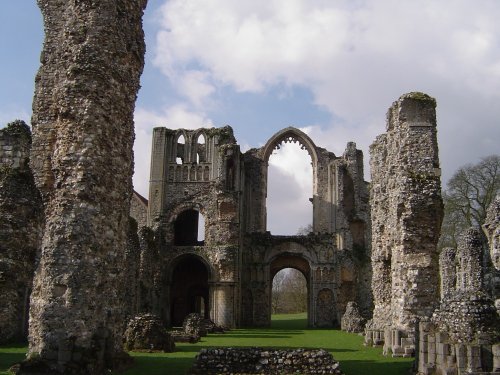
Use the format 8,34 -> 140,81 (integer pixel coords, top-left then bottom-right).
366,92 -> 443,356
417,228 -> 500,375
190,348 -> 344,375
0,121 -> 42,344
22,0 -> 147,373
142,125 -> 371,329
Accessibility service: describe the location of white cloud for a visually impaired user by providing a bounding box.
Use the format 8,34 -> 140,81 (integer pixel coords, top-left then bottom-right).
149,0 -> 500,229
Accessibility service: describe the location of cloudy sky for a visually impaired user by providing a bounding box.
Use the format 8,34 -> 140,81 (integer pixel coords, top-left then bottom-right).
1,1 -> 499,234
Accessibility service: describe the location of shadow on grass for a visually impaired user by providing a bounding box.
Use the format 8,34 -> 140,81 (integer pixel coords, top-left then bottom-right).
0,344 -> 27,375
340,359 -> 413,375
217,334 -> 292,339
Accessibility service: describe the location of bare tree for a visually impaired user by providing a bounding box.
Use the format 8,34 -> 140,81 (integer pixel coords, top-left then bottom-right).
272,268 -> 307,314
272,269 -> 287,314
296,223 -> 313,235
440,155 -> 500,249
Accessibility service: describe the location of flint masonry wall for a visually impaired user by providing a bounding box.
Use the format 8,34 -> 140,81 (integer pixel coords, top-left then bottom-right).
21,1 -> 147,373
483,195 -> 500,312
417,228 -> 500,375
366,92 -> 443,357
142,125 -> 371,329
0,121 -> 42,344
146,126 -> 241,328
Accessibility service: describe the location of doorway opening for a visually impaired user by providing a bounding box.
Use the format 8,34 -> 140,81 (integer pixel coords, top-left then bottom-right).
170,255 -> 210,326
270,254 -> 310,329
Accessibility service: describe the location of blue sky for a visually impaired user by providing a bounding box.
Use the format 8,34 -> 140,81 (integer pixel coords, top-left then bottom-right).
1,1 -> 499,234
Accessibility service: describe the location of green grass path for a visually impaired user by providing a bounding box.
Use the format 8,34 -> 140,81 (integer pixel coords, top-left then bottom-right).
0,314 -> 413,375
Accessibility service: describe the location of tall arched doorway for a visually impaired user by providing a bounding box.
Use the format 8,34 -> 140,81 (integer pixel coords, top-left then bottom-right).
270,254 -> 311,327
169,255 -> 210,326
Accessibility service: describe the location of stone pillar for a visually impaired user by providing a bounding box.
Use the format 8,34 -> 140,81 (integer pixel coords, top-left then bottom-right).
368,93 -> 443,351
21,1 -> 147,373
456,228 -> 483,293
0,121 -> 42,344
211,283 -> 236,328
483,195 -> 500,271
439,247 -> 456,301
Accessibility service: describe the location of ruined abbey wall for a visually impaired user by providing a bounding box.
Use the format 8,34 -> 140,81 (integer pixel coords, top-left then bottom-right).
0,121 -> 42,344
366,93 -> 443,356
18,1 -> 148,373
141,124 -> 371,329
418,228 -> 500,374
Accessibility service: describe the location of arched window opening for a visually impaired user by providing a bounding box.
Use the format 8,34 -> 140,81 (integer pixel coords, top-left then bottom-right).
267,141 -> 313,235
174,209 -> 205,246
176,134 -> 185,164
196,133 -> 206,164
170,256 -> 209,326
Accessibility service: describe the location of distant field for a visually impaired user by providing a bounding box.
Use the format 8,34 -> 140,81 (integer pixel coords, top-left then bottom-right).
0,313 -> 413,375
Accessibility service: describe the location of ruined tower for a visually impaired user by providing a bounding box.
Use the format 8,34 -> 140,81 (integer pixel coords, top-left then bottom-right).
20,1 -> 148,373
366,92 -> 443,356
145,126 -> 241,328
0,121 -> 42,344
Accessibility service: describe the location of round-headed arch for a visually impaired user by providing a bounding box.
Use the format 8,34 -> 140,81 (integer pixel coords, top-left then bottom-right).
270,253 -> 311,281
262,127 -> 318,166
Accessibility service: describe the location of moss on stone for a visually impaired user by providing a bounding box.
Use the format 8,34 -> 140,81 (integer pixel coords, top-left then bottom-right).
403,92 -> 437,107
3,120 -> 32,143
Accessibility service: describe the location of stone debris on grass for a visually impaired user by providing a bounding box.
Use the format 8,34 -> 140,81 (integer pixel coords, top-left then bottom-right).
189,347 -> 344,374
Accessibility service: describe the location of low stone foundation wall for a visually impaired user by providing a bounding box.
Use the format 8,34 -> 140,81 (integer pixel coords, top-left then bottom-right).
417,321 -> 500,375
189,347 -> 343,374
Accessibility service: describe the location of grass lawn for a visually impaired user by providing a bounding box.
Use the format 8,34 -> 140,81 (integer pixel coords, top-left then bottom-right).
0,314 -> 413,375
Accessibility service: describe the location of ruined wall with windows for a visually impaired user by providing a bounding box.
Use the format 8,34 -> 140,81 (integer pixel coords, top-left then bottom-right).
138,124 -> 371,328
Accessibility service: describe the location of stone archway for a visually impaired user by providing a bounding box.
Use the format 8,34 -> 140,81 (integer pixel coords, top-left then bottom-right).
169,254 -> 210,326
269,253 -> 311,326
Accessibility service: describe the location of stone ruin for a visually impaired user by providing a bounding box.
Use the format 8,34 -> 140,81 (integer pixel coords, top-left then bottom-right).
123,313 -> 175,353
134,124 -> 371,330
189,347 -> 344,375
0,4 -> 498,372
2,86 -> 499,374
341,301 -> 365,334
365,93 -> 444,358
0,121 -> 42,344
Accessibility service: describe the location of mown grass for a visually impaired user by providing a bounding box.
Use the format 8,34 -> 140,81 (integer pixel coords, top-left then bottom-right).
0,314 -> 413,375
0,344 -> 26,375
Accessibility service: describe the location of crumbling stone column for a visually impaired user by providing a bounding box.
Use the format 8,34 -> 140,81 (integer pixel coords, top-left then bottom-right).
483,195 -> 500,311
439,247 -> 456,301
456,228 -> 483,293
21,1 -> 147,373
0,121 -> 42,344
367,93 -> 443,355
483,195 -> 500,271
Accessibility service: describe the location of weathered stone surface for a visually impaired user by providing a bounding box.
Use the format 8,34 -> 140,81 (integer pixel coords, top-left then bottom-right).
183,313 -> 208,337
19,0 -> 148,373
0,121 -> 42,344
189,347 -> 344,374
341,301 -> 365,333
143,125 -> 371,329
367,92 -> 443,356
416,228 -> 500,375
130,191 -> 148,229
433,228 -> 500,344
484,195 -> 500,271
124,314 -> 175,352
